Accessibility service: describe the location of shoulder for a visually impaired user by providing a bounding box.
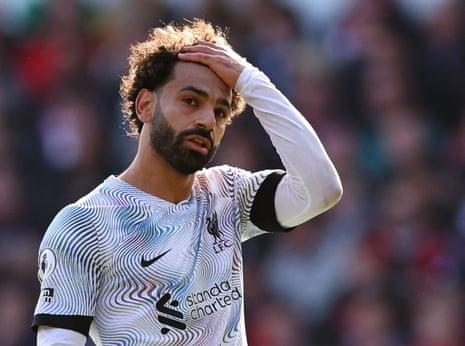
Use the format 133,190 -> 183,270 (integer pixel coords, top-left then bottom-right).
40,179 -> 112,250
74,175 -> 122,207
195,165 -> 252,193
197,164 -> 244,178
197,164 -> 278,183
41,204 -> 98,249
194,165 -> 239,190
196,165 -> 285,196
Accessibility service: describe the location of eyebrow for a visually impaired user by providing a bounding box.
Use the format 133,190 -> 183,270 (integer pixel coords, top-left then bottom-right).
178,86 -> 232,111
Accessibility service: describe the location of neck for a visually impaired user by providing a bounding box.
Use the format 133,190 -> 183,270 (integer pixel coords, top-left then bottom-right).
119,145 -> 195,204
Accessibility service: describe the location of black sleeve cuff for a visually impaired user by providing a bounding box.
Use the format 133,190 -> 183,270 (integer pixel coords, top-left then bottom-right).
32,314 -> 93,336
250,172 -> 295,233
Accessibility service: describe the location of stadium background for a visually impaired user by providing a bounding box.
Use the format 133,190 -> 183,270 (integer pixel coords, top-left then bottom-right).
0,0 -> 464,345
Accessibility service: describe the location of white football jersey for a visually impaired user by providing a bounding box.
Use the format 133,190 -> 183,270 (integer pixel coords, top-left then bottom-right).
32,165 -> 281,345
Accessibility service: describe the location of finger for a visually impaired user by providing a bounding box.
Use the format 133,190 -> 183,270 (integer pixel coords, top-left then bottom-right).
193,40 -> 226,50
181,43 -> 248,67
181,43 -> 225,55
177,50 -> 227,65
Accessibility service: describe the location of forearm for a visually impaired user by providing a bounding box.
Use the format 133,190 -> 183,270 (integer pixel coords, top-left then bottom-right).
37,326 -> 87,346
235,66 -> 342,227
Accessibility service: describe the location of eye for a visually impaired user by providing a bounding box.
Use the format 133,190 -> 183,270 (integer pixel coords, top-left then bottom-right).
215,108 -> 230,120
183,97 -> 197,106
215,109 -> 225,118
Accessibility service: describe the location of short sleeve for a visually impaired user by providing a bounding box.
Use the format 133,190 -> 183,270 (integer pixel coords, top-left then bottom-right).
226,166 -> 286,241
32,205 -> 102,336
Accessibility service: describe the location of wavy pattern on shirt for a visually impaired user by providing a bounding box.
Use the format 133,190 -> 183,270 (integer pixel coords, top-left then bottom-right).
33,165 -> 278,345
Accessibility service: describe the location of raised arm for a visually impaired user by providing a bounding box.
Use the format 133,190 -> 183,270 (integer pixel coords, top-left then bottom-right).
235,66 -> 342,226
178,42 -> 342,227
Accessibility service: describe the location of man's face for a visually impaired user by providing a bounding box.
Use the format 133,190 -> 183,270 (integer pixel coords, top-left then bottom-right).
149,62 -> 232,174
149,100 -> 216,174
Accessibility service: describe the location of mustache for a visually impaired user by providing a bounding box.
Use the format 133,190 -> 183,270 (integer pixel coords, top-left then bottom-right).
178,128 -> 214,147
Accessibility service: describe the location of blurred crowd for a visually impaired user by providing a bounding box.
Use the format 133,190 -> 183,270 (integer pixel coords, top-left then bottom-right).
0,0 -> 465,345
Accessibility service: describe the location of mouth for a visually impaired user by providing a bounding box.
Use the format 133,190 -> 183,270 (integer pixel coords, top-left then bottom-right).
183,135 -> 211,155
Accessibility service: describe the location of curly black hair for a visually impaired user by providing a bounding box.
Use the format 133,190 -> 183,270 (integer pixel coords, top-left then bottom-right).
119,18 -> 246,137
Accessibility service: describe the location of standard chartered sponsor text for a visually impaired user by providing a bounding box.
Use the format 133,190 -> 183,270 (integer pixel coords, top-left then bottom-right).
187,281 -> 242,320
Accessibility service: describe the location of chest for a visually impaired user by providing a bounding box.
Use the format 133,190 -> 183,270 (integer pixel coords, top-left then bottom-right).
102,197 -> 243,294
91,195 -> 246,341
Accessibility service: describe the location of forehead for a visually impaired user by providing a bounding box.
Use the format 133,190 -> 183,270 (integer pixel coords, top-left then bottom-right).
167,62 -> 232,101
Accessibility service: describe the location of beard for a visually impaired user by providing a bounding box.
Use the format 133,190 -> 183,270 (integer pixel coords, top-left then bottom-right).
149,104 -> 217,175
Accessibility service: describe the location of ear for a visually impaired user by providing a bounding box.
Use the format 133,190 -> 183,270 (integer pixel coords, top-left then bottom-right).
135,89 -> 157,123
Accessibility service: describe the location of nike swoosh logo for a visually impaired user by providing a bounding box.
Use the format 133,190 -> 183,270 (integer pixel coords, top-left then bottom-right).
141,249 -> 171,267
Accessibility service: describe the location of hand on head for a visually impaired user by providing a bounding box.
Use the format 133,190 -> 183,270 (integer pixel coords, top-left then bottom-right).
178,41 -> 249,89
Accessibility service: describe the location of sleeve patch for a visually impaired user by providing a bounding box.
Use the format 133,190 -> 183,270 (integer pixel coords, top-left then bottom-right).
38,248 -> 57,283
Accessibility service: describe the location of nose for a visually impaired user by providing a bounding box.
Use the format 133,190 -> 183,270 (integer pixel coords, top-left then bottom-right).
194,108 -> 215,131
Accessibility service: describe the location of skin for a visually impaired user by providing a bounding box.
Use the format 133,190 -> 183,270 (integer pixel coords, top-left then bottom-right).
119,42 -> 246,203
